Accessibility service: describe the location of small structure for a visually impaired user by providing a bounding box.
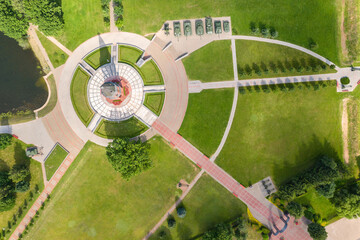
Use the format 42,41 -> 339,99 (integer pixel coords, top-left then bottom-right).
214,20 -> 222,34
223,20 -> 230,32
26,146 -> 39,157
205,17 -> 213,34
195,19 -> 204,36
101,81 -> 121,100
173,21 -> 181,37
183,20 -> 192,36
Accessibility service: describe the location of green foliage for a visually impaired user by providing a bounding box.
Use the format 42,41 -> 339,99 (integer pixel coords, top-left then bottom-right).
0,171 -> 16,212
0,134 -> 12,150
0,0 -> 28,40
9,165 -> 30,183
307,222 -> 327,240
101,0 -> 110,23
286,201 -> 303,219
331,180 -> 360,218
315,182 -> 336,198
23,0 -> 64,36
340,77 -> 350,85
106,138 -> 152,180
15,181 -> 30,192
202,223 -> 232,240
176,207 -> 186,218
167,218 -> 176,228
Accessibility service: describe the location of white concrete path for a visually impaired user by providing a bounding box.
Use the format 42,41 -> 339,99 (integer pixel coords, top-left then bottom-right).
143,85 -> 166,92
135,105 -> 158,126
46,36 -> 73,55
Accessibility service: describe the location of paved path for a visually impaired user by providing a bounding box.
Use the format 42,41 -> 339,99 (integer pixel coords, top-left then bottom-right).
109,0 -> 118,32
152,119 -> 311,240
46,36 -> 72,55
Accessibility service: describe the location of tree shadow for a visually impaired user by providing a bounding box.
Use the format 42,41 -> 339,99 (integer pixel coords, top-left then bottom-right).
176,223 -> 193,240
0,159 -> 10,172
149,226 -> 173,240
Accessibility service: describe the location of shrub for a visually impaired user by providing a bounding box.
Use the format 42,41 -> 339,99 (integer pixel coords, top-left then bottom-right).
307,222 -> 327,240
15,181 -> 30,192
0,172 -> 16,211
167,218 -> 176,228
176,207 -> 186,218
9,165 -> 30,183
340,77 -> 350,85
0,134 -> 12,150
315,182 -> 336,198
202,223 -> 232,240
286,201 -> 303,219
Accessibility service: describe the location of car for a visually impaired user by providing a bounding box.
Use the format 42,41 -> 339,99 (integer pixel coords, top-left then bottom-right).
223,20 -> 230,32
183,20 -> 192,36
214,20 -> 222,34
195,19 -> 204,36
205,17 -> 213,34
173,21 -> 181,37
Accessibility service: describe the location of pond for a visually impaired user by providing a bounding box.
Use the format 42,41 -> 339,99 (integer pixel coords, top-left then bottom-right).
0,32 -> 48,114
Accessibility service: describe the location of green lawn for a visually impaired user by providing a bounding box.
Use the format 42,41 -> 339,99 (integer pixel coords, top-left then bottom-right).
236,40 -> 336,80
84,46 -> 111,69
70,67 -> 94,126
183,40 -> 234,82
123,0 -> 340,64
45,144 -> 68,181
0,136 -> 44,230
150,175 -> 247,240
216,85 -> 344,186
118,45 -> 143,64
56,0 -> 108,50
144,92 -> 165,116
94,117 -> 149,139
140,59 -> 164,85
295,188 -> 338,222
38,75 -> 57,118
179,89 -> 234,157
36,31 -> 68,68
24,137 -> 199,240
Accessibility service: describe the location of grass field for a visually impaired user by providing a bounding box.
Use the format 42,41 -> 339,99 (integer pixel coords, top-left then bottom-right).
36,31 -> 68,68
118,45 -> 143,64
0,136 -> 44,230
236,40 -> 336,80
179,89 -> 234,157
45,144 -> 68,181
38,75 -> 57,118
57,0 -> 108,50
150,174 -> 247,240
24,137 -> 199,240
144,92 -> 165,116
123,0 -> 340,64
94,117 -> 149,139
140,60 -> 164,85
183,40 -> 234,82
84,46 -> 111,69
216,85 -> 344,186
70,67 -> 94,126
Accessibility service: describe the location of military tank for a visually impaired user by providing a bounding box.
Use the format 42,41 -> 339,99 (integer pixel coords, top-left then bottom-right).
195,19 -> 204,36
173,21 -> 181,37
164,23 -> 170,35
183,20 -> 192,36
205,17 -> 213,34
214,20 -> 222,34
223,21 -> 230,33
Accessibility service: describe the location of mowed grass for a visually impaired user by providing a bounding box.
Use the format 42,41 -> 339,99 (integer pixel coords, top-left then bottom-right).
183,40 -> 234,82
140,59 -> 164,85
36,31 -> 68,68
179,89 -> 234,157
45,144 -> 68,181
236,40 -> 336,80
216,86 -> 344,186
123,0 -> 340,64
84,46 -> 111,69
144,92 -> 165,116
70,67 -> 94,126
38,75 -> 57,118
150,175 -> 246,240
24,137 -> 199,240
94,117 -> 149,139
118,45 -> 143,64
58,0 -> 108,50
0,136 -> 44,229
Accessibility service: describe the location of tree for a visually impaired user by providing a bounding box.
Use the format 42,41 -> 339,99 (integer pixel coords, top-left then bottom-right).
106,138 -> 151,180
15,181 -> 30,192
167,218 -> 176,228
331,181 -> 360,218
9,166 -> 30,183
287,201 -> 303,219
202,223 -> 232,240
0,0 -> 29,40
315,182 -> 336,198
0,134 -> 12,150
0,172 -> 16,212
176,207 -> 186,218
307,222 -> 327,240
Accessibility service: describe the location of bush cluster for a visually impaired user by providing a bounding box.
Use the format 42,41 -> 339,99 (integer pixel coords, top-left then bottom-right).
114,0 -> 124,29
202,217 -> 248,240
0,134 -> 12,150
250,22 -> 278,39
101,0 -> 111,24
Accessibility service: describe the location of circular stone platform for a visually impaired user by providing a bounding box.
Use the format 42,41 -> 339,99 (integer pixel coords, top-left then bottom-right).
87,63 -> 144,121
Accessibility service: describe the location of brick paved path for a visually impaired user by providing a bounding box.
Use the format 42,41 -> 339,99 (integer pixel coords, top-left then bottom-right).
152,119 -> 311,240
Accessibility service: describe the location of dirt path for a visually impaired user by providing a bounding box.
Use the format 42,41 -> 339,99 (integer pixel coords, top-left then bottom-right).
342,98 -> 350,163
340,0 -> 348,63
